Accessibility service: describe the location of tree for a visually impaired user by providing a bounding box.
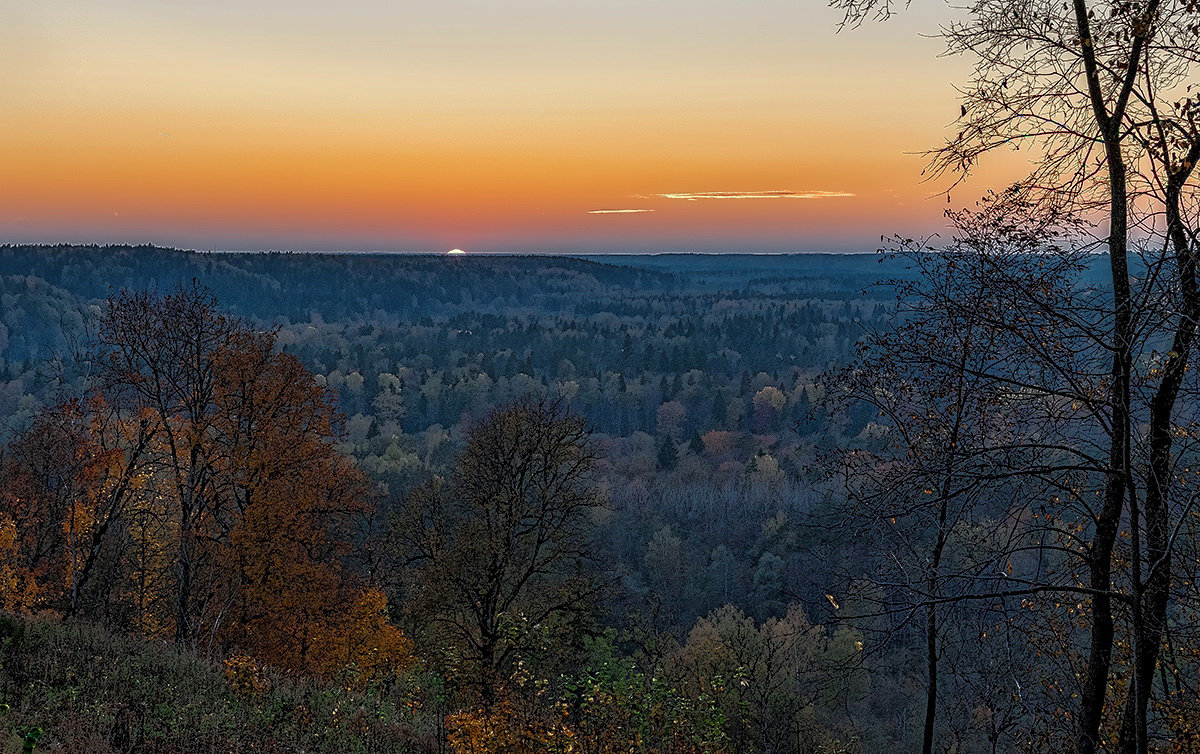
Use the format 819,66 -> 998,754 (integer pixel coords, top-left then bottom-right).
97,283 -> 246,645
657,434 -> 679,470
0,283 -> 414,683
656,400 -> 687,440
207,331 -> 385,679
831,197 -> 1090,754
0,396 -> 153,619
394,399 -> 601,706
672,603 -> 846,754
751,386 -> 786,434
829,0 -> 1200,750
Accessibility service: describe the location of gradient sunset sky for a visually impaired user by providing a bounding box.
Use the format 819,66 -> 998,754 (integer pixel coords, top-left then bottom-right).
4,0 -> 1030,253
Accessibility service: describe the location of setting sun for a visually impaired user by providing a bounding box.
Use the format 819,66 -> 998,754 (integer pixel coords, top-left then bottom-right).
3,0 -> 1197,749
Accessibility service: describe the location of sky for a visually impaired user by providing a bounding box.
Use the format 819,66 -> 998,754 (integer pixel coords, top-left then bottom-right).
2,0 -> 1030,253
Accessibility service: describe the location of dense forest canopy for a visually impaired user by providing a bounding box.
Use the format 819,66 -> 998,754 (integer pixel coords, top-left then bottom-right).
1,245 -> 912,752
0,231 -> 1192,754
10,0 -> 1200,749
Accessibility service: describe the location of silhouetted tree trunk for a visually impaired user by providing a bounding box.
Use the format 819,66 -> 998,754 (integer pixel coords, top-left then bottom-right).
829,0 -> 1200,749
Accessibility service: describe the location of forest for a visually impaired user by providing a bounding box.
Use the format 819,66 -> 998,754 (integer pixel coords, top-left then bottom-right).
10,0 -> 1200,751
0,231 -> 1188,754
0,246 -> 901,753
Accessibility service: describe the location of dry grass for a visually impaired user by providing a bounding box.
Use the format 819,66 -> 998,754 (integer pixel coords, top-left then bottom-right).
0,613 -> 432,753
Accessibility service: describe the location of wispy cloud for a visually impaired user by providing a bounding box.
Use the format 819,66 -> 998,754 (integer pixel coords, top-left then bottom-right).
587,208 -> 656,214
641,190 -> 854,201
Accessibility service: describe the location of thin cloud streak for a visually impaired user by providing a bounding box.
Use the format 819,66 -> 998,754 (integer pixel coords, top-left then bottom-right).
587,208 -> 656,214
642,190 -> 855,201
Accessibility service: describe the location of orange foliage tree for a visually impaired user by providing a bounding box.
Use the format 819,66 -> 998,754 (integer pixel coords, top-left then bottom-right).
1,283 -> 412,686
0,397 -> 153,616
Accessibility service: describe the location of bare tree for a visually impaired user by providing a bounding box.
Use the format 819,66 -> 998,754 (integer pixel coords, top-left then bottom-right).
827,0 -> 1200,750
393,399 -> 602,706
832,194 -> 1102,754
97,282 -> 246,645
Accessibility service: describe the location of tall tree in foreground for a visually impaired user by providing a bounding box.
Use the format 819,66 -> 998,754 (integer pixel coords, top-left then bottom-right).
833,195 -> 1105,753
394,399 -> 601,707
97,284 -> 244,645
829,0 -> 1200,751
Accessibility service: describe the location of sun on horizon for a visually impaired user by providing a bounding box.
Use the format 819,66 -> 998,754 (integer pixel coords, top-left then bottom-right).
447,248 -> 467,255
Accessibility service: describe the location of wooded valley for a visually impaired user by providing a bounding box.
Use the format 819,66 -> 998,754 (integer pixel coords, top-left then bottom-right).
3,240 -> 1194,754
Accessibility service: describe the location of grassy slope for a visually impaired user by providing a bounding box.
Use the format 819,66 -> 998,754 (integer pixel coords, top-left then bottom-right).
0,614 -> 426,753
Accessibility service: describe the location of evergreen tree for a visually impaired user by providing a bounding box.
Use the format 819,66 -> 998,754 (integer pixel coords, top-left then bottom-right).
710,390 -> 727,426
657,435 -> 678,470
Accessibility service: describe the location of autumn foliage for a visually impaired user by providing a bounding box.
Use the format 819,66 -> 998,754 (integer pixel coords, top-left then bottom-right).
0,284 -> 411,686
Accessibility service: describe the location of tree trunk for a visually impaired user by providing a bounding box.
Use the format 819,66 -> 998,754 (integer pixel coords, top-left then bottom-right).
1076,143 -> 1132,754
1117,165 -> 1199,754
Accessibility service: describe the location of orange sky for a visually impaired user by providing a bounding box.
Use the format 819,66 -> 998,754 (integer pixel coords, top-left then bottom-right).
3,0 -> 1030,253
